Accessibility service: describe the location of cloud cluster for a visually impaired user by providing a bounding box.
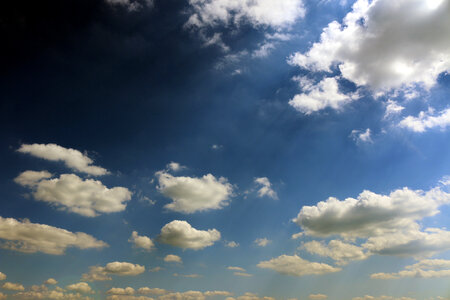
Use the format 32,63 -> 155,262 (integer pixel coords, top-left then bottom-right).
16,172 -> 132,217
0,216 -> 107,255
129,231 -> 155,251
159,220 -> 221,250
2,282 -> 25,291
257,254 -> 341,276
399,107 -> 450,132
82,262 -> 145,281
289,0 -> 450,92
156,170 -> 233,213
17,144 -> 108,176
66,282 -> 93,294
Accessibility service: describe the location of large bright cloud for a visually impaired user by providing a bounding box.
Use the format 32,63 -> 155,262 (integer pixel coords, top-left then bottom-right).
17,143 -> 109,176
185,0 -> 305,30
0,216 -> 107,255
82,262 -> 145,281
16,172 -> 132,217
158,220 -> 221,250
257,254 -> 341,276
289,0 -> 450,92
156,170 -> 233,213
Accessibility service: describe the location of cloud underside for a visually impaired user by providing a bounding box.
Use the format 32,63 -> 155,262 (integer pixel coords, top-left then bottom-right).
158,220 -> 220,250
156,171 -> 233,213
0,216 -> 107,255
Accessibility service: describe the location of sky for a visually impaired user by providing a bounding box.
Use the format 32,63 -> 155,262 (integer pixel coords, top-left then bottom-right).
1,0 -> 450,299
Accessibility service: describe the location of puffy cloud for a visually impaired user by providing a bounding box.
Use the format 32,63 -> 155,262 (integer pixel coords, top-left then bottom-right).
228,292 -> 275,300
44,278 -> 58,285
185,0 -> 305,30
308,295 -> 328,300
156,171 -> 233,213
294,187 -> 449,238
2,282 -> 25,291
129,231 -> 155,251
138,288 -> 167,295
166,162 -> 186,172
105,0 -> 154,11
14,170 -> 52,187
158,291 -> 205,300
159,220 -> 220,250
289,0 -> 450,92
0,216 -> 107,255
82,262 -> 145,281
399,107 -> 450,132
352,297 -> 415,300
350,129 -> 373,144
289,77 -> 358,114
17,143 -> 108,176
371,259 -> 450,279
16,173 -> 132,217
204,291 -> 233,297
254,177 -> 278,200
66,282 -> 93,294
107,296 -> 154,300
0,273 -> 5,281
225,241 -> 239,248
302,240 -> 369,265
257,255 -> 341,276
107,287 -> 136,295
13,289 -> 93,300
254,238 -> 271,247
164,255 -> 182,263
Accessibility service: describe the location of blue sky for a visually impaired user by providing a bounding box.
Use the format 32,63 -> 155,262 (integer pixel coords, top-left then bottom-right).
1,0 -> 450,299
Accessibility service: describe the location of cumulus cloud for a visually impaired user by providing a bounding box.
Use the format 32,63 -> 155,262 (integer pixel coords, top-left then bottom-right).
257,254 -> 341,276
107,287 -> 136,295
399,107 -> 450,132
185,0 -> 305,30
2,282 -> 25,291
16,172 -> 132,217
129,231 -> 155,251
225,241 -> 239,248
0,273 -> 5,281
254,177 -> 278,200
302,240 -> 369,265
44,278 -> 57,285
350,129 -> 373,144
289,0 -> 450,92
226,292 -> 275,300
82,262 -> 145,281
254,238 -> 271,247
309,295 -> 328,300
67,282 -> 93,294
138,287 -> 167,295
14,170 -> 52,187
371,258 -> 450,279
156,170 -> 233,213
164,255 -> 182,263
17,143 -> 108,176
352,296 -> 415,300
159,291 -> 205,300
159,220 -> 221,250
13,289 -> 92,300
0,216 -> 107,255
289,76 -> 358,114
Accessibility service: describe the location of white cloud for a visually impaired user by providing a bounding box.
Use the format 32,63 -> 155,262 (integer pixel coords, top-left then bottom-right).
289,0 -> 450,92
252,42 -> 276,58
204,291 -> 233,297
107,296 -> 153,300
227,266 -> 246,272
2,282 -> 25,291
0,216 -> 107,255
13,289 -> 93,300
129,231 -> 155,251
233,272 -> 253,277
254,177 -> 278,200
309,294 -> 328,300
225,241 -> 239,248
384,100 -> 405,119
138,287 -> 167,295
14,170 -> 52,187
173,273 -> 201,278
17,143 -> 109,176
302,240 -> 369,265
185,0 -> 305,30
352,296 -> 416,300
44,278 -> 57,285
156,170 -> 233,213
82,262 -> 145,281
66,282 -> 93,294
0,273 -> 5,281
371,259 -> 450,279
254,238 -> 271,247
228,292 -> 275,300
16,172 -> 132,217
350,129 -> 373,144
159,291 -> 205,300
166,162 -> 186,172
289,77 -> 358,114
257,254 -> 341,276
159,220 -> 220,250
399,107 -> 450,132
107,287 -> 136,295
164,254 -> 182,263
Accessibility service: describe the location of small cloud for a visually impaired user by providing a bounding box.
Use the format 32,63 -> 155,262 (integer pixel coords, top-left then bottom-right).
384,99 -> 405,119
164,254 -> 182,263
254,238 -> 271,247
227,266 -> 246,272
173,273 -> 201,278
350,129 -> 373,144
254,177 -> 278,200
166,162 -> 186,172
129,231 -> 155,251
44,278 -> 57,285
225,241 -> 239,248
211,144 -> 223,150
234,272 -> 253,277
148,267 -> 162,272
